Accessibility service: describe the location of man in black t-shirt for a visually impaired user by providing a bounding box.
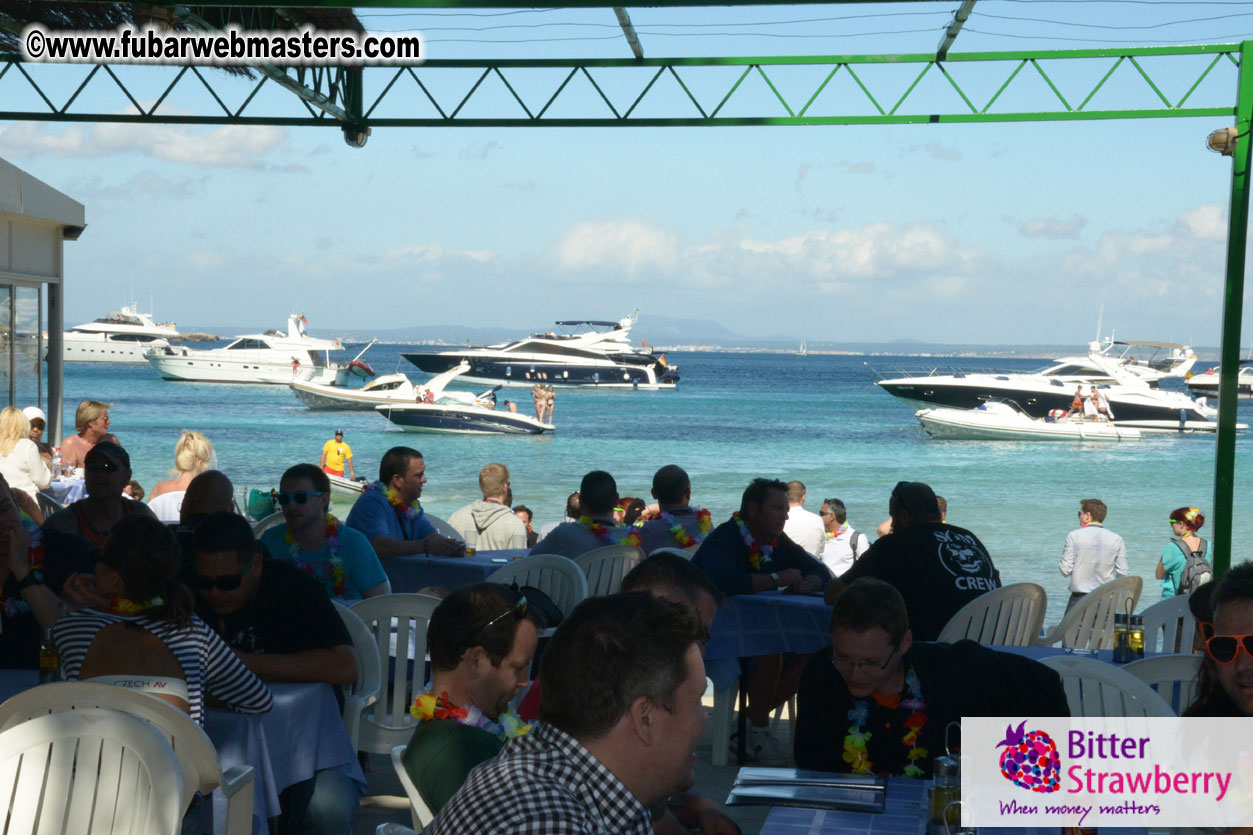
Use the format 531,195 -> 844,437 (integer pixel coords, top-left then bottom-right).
191,512 -> 359,835
824,481 -> 999,641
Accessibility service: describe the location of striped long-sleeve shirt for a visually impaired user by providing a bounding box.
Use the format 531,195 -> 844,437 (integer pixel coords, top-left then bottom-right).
53,610 -> 273,724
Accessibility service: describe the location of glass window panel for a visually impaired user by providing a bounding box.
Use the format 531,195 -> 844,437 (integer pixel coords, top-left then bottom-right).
14,285 -> 42,409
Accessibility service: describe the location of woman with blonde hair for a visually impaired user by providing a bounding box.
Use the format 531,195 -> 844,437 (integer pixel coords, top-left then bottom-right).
59,400 -> 115,470
147,430 -> 215,523
0,406 -> 50,501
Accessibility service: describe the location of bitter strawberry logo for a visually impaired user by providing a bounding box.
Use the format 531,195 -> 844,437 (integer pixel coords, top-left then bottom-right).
997,721 -> 1061,793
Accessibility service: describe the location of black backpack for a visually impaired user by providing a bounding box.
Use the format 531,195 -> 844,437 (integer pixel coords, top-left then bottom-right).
1172,536 -> 1214,595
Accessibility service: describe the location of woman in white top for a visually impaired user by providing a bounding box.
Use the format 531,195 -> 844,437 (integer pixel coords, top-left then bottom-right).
147,430 -> 215,523
0,406 -> 51,501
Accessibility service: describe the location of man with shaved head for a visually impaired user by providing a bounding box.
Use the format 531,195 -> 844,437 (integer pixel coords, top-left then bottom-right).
638,465 -> 712,555
180,470 -> 236,524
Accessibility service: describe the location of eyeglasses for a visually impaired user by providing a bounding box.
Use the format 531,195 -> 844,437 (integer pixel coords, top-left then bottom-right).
832,643 -> 899,673
476,593 -> 528,640
1206,633 -> 1253,664
85,460 -> 119,473
277,490 -> 325,506
191,562 -> 252,591
1199,620 -> 1215,641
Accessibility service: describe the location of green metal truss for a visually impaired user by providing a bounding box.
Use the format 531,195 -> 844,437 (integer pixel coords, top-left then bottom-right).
0,44 -> 1239,128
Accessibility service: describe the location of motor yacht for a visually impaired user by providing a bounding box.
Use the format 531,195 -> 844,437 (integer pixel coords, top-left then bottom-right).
916,400 -> 1142,441
63,304 -> 180,363
376,363 -> 552,434
1186,363 -> 1253,400
146,314 -> 349,385
401,310 -> 678,389
291,364 -> 498,411
877,346 -> 1220,433
1037,338 -> 1196,385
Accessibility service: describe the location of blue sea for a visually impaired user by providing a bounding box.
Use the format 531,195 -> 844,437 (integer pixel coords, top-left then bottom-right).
62,347 -> 1251,619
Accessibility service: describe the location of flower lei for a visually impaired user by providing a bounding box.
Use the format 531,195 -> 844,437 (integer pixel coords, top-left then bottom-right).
579,515 -> 642,548
731,512 -> 774,570
106,595 -> 164,615
825,521 -> 850,541
366,481 -> 423,523
284,513 -> 347,598
842,665 -> 929,778
660,508 -> 712,548
3,514 -> 46,619
410,689 -> 533,742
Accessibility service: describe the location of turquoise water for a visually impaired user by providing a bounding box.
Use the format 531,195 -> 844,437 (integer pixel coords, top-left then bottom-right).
62,348 -> 1251,618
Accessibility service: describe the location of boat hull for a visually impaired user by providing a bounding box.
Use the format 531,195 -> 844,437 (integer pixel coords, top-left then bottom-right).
916,408 -> 1141,441
291,381 -> 413,410
64,335 -> 171,364
402,353 -> 677,389
327,474 -> 365,494
1187,375 -> 1253,400
148,353 -> 344,385
378,404 -> 553,435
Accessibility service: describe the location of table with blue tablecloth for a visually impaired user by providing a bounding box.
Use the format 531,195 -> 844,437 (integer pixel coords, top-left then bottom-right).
0,671 -> 364,835
704,590 -> 833,691
44,478 -> 86,506
384,549 -> 525,593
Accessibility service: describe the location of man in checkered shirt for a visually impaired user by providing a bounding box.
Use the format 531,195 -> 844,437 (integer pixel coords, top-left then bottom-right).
425,593 -> 709,834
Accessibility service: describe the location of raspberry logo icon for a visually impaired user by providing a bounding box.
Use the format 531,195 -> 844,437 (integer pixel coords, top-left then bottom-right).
996,721 -> 1061,793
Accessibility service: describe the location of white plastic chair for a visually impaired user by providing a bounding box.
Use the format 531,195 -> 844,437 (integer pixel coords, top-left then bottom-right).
486,555 -> 589,621
349,593 -> 443,755
1038,575 -> 1143,651
1040,655 -> 1175,717
251,511 -> 285,538
0,708 -> 185,835
936,583 -> 1048,646
1123,654 -> 1203,715
0,681 -> 254,835
333,601 -> 383,750
390,744 -> 436,830
424,513 -> 461,541
647,546 -> 696,560
1141,594 -> 1197,654
575,544 -> 644,597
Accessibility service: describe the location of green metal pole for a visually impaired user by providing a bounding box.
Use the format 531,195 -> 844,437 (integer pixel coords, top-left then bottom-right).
1211,40 -> 1253,577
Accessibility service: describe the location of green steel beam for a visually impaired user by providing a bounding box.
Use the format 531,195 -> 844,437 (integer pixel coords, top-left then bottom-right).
70,0 -> 955,7
1211,40 -> 1253,578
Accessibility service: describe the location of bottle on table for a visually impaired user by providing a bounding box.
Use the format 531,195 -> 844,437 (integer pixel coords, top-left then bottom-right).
929,755 -> 961,833
1112,613 -> 1134,664
51,447 -> 61,476
39,628 -> 60,683
1129,614 -> 1145,658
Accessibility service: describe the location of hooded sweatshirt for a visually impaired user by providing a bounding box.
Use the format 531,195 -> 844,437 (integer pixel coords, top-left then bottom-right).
448,500 -> 528,551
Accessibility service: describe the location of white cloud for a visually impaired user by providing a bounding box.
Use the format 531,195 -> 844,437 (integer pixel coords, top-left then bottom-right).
549,218 -> 681,276
383,244 -> 494,264
0,121 -> 289,168
1018,215 -> 1087,240
1175,203 -> 1227,243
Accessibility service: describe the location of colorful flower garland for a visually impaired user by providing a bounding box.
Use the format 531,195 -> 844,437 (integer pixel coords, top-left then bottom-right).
106,595 -> 164,616
366,480 -> 423,523
3,513 -> 47,619
842,665 -> 929,778
731,512 -> 774,570
410,689 -> 533,741
659,508 -> 712,548
284,513 -> 347,598
825,521 -> 850,541
578,516 -> 641,548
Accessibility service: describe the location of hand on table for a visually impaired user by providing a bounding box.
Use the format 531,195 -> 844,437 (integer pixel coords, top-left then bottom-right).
774,568 -> 802,590
696,809 -> 742,835
782,573 -> 821,595
425,534 -> 464,557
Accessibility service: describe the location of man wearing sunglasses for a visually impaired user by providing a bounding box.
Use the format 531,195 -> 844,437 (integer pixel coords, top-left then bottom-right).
1189,562 -> 1253,717
401,583 -> 539,817
192,512 -> 360,835
795,578 -> 1066,775
43,441 -> 156,549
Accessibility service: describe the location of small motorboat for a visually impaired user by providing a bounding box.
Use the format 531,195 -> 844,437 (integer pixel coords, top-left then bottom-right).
327,473 -> 366,495
375,363 -> 553,435
291,362 -> 499,411
916,399 -> 1142,442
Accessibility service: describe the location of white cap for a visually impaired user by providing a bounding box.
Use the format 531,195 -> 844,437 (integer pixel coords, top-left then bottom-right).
22,406 -> 45,423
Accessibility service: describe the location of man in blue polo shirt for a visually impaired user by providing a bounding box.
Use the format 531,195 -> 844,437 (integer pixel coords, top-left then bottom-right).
344,446 -> 463,559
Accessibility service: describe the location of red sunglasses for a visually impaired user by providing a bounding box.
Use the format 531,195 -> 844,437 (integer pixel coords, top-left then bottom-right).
1205,633 -> 1253,665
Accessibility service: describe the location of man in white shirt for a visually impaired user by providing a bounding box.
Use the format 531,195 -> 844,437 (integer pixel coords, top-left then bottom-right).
1058,498 -> 1129,610
783,480 -> 825,558
818,498 -> 869,576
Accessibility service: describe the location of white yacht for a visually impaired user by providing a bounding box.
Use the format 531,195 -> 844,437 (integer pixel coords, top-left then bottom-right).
376,363 -> 552,434
916,400 -> 1143,442
1186,363 -> 1253,400
63,304 -> 180,363
146,314 -> 348,385
401,310 -> 678,389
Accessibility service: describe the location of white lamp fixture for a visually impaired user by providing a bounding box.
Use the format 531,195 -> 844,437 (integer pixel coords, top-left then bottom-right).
1207,126 -> 1239,156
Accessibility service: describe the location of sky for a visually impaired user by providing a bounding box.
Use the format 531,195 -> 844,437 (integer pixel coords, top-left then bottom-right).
3,0 -> 1253,345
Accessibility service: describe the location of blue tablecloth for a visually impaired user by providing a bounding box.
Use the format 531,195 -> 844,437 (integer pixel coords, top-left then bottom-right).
704,591 -> 833,691
45,478 -> 86,505
0,672 -> 363,835
385,549 -> 525,593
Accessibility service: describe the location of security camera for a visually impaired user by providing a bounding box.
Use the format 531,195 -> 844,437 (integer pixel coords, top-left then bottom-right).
342,124 -> 371,149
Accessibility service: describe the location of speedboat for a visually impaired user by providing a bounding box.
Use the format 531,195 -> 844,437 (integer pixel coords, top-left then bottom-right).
916,400 -> 1142,441
327,473 -> 366,495
401,310 -> 678,389
877,344 -> 1221,433
376,364 -> 552,435
146,314 -> 349,385
291,372 -> 421,410
1186,363 -> 1253,400
63,304 -> 180,363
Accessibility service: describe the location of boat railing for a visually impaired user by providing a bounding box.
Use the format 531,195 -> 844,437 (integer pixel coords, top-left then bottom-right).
868,363 -> 1027,381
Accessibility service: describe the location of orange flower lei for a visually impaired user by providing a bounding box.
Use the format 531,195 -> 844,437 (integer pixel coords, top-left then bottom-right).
579,516 -> 641,547
731,512 -> 774,571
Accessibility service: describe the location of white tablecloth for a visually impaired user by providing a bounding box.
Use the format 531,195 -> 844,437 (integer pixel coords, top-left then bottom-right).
45,478 -> 86,505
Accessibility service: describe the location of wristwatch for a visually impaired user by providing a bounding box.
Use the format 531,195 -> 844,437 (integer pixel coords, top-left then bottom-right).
770,572 -> 780,586
16,570 -> 43,594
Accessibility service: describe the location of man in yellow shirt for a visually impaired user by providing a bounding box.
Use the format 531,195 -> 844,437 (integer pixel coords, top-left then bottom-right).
320,429 -> 354,478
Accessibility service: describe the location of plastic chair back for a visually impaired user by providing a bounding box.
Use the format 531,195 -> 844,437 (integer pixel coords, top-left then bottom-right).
0,681 -> 256,834
1123,653 -> 1203,715
36,491 -> 64,518
575,544 -> 644,597
936,582 -> 1048,646
1140,594 -> 1197,654
486,555 -> 588,620
0,708 -> 185,835
1039,575 -> 1143,650
349,593 -> 442,755
647,546 -> 696,560
424,513 -> 461,541
251,511 -> 285,538
333,602 -> 383,750
390,745 -> 435,830
1040,655 -> 1175,717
